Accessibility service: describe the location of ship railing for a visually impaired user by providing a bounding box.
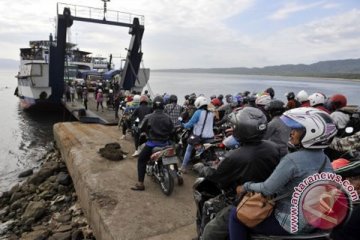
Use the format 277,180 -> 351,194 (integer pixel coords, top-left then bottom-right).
57,2 -> 144,26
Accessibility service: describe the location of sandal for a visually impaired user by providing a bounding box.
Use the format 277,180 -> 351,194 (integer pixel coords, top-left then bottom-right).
130,184 -> 145,191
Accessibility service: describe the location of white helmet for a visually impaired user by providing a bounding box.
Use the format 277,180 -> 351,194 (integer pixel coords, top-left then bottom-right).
280,107 -> 337,149
296,90 -> 308,103
255,94 -> 271,106
133,94 -> 141,103
98,89 -> 102,93
194,96 -> 208,109
109,89 -> 113,94
308,92 -> 326,107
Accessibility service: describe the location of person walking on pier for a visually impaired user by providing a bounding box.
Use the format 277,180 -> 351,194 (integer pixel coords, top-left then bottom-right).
83,87 -> 88,110
96,89 -> 104,112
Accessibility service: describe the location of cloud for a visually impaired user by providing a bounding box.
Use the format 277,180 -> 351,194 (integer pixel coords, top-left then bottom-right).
269,1 -> 326,20
258,9 -> 360,65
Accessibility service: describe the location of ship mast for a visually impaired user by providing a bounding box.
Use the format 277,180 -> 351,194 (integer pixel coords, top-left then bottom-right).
101,0 -> 110,21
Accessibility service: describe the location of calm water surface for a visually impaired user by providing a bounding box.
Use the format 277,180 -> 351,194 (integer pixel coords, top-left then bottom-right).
1,70 -> 360,192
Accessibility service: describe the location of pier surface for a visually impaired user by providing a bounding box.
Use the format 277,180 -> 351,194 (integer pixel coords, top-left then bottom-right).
53,122 -> 197,240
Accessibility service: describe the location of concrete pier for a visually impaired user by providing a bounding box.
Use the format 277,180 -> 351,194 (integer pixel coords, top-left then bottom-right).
53,122 -> 197,240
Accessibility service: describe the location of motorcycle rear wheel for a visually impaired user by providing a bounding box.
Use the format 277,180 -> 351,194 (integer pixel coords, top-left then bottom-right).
160,165 -> 174,196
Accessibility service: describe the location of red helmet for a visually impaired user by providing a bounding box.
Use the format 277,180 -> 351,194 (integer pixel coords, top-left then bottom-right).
329,94 -> 347,110
331,158 -> 350,170
140,95 -> 149,103
211,98 -> 221,107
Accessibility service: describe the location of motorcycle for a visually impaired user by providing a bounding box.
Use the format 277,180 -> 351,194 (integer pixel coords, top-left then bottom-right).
192,139 -> 227,165
193,178 -> 331,240
146,144 -> 184,196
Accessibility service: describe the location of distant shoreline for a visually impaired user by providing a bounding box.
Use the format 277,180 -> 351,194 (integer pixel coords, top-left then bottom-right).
153,70 -> 360,82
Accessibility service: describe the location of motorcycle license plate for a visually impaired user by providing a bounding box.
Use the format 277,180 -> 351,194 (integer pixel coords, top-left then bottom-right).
162,156 -> 178,165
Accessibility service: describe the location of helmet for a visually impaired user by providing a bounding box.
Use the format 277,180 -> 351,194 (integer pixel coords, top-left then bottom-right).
225,94 -> 233,103
109,89 -> 113,94
296,90 -> 309,103
169,94 -> 178,103
194,96 -> 208,109
234,95 -> 243,105
163,94 -> 170,104
242,91 -> 250,97
98,89 -> 102,93
133,94 -> 141,103
280,107 -> 337,149
327,94 -> 347,111
264,87 -> 275,99
308,92 -> 326,106
211,98 -> 221,107
231,107 -> 267,142
331,158 -> 350,170
188,95 -> 196,105
153,96 -> 165,110
285,92 -> 295,100
255,94 -> 271,106
140,95 -> 149,104
266,99 -> 285,116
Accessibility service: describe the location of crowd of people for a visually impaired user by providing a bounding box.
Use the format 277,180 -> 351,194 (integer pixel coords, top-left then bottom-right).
65,81 -> 360,239
117,87 -> 359,240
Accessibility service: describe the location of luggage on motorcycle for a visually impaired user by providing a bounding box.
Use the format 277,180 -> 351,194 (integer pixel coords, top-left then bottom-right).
236,192 -> 275,228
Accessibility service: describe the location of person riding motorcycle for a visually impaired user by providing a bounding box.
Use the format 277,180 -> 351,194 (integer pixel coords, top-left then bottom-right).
130,95 -> 153,157
263,99 -> 291,157
228,107 -> 338,240
180,96 -> 214,173
308,92 -> 330,113
130,96 -> 174,191
194,107 -> 282,240
164,94 -> 183,128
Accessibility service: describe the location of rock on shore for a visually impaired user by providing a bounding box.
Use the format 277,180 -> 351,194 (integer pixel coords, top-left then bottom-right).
0,147 -> 95,240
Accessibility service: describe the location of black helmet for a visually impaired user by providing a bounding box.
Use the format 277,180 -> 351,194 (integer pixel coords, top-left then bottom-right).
169,94 -> 178,103
265,87 -> 275,99
266,99 -> 285,116
231,107 -> 267,143
153,96 -> 164,110
286,92 -> 295,100
188,95 -> 196,105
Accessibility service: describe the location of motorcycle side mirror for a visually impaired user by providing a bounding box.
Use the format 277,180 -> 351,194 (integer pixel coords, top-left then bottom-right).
345,127 -> 354,134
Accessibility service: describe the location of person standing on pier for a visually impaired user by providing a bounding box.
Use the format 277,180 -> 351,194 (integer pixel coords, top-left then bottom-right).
96,89 -> 104,112
83,87 -> 88,110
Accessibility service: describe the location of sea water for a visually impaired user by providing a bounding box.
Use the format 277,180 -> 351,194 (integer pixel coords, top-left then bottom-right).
1,69 -> 360,192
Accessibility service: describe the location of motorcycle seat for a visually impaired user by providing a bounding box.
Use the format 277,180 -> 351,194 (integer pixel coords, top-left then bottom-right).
152,146 -> 171,153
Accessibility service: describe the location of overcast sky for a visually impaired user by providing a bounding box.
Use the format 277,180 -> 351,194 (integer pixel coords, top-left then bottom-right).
0,0 -> 360,69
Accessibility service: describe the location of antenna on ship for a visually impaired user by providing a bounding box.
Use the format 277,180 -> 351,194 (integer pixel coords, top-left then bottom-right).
101,0 -> 110,21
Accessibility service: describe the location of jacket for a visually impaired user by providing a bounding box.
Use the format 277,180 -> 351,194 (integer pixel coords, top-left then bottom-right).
184,109 -> 214,139
263,116 -> 291,158
131,104 -> 153,122
244,149 -> 333,233
139,109 -> 174,142
199,140 -> 281,189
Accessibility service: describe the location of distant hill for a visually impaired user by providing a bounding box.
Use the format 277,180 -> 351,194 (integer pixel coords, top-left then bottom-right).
156,59 -> 360,79
0,58 -> 18,70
